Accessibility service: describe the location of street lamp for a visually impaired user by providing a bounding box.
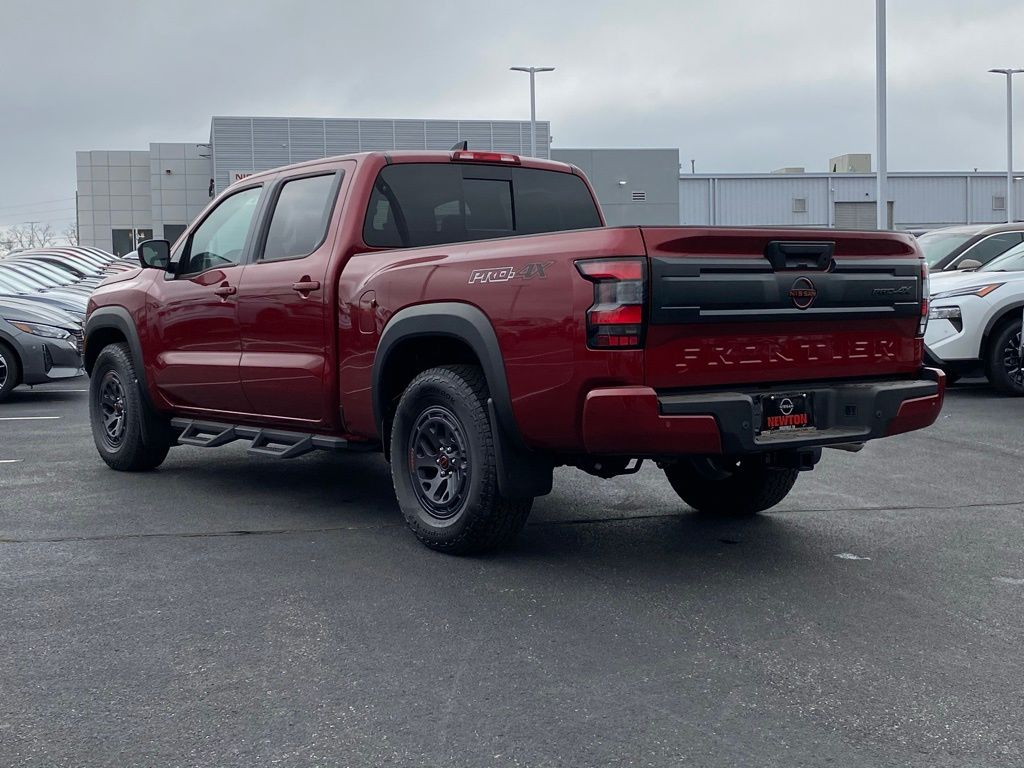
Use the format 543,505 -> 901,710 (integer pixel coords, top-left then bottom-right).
510,66 -> 555,158
989,68 -> 1024,223
875,0 -> 887,230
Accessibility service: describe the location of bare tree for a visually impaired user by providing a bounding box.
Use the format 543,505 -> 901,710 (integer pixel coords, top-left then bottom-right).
61,223 -> 79,246
0,223 -> 59,255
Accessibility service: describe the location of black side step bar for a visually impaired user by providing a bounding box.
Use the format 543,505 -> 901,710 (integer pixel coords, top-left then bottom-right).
170,418 -> 376,459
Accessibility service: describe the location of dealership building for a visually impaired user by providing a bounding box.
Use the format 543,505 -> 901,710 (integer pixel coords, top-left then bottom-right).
75,115 -> 1018,255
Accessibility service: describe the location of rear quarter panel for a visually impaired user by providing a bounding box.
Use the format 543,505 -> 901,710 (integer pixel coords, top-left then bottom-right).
339,227 -> 648,450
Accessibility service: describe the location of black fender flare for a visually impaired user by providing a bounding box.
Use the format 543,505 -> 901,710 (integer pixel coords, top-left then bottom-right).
373,302 -> 552,498
84,306 -> 161,418
85,306 -> 145,374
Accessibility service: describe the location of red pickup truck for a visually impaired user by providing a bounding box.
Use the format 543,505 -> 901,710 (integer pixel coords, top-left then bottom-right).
85,150 -> 944,553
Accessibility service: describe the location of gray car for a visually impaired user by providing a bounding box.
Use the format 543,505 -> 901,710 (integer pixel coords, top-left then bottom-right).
0,297 -> 84,402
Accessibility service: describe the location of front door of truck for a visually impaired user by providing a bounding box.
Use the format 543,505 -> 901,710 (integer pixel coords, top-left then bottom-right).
235,164 -> 350,426
149,184 -> 264,413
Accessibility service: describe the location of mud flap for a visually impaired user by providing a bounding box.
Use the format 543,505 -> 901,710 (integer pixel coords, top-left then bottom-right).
487,398 -> 553,499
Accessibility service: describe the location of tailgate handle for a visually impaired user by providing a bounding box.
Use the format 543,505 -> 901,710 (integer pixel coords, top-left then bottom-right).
764,241 -> 835,271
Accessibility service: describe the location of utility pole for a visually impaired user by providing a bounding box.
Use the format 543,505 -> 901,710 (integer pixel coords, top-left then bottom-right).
875,0 -> 888,230
989,68 -> 1024,223
510,66 -> 555,158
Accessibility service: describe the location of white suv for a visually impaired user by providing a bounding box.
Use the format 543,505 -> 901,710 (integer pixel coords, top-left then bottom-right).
926,244 -> 1024,394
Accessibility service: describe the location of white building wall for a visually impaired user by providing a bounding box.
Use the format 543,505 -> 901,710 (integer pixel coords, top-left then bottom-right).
678,178 -> 711,225
714,177 -> 830,227
75,150 -> 152,253
680,172 -> 1024,230
149,143 -> 213,243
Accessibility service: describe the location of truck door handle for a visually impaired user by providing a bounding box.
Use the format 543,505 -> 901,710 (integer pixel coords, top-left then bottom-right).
213,283 -> 236,298
292,279 -> 320,294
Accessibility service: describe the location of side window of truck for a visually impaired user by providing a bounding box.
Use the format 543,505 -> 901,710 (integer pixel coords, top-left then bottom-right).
179,186 -> 262,275
259,173 -> 341,262
362,164 -> 601,248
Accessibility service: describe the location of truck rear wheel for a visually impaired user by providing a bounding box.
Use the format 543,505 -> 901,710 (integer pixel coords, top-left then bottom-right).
663,456 -> 799,516
89,343 -> 173,471
390,365 -> 532,554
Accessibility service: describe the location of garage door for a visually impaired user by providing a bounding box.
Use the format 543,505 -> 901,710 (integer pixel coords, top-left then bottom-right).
834,201 -> 894,230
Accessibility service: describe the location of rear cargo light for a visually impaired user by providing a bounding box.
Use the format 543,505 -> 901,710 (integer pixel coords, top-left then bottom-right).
451,150 -> 521,165
918,260 -> 930,337
576,258 -> 647,349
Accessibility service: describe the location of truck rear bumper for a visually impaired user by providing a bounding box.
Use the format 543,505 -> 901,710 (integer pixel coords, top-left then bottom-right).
581,368 -> 945,455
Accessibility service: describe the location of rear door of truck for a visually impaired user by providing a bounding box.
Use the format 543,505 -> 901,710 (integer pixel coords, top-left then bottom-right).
640,227 -> 928,391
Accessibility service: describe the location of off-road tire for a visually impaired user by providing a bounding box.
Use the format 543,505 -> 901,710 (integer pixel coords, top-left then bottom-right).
89,343 -> 173,471
390,365 -> 532,554
0,341 -> 20,403
663,457 -> 799,516
986,319 -> 1024,396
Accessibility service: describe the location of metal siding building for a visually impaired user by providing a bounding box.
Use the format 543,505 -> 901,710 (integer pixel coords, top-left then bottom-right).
209,116 -> 551,195
679,172 -> 1023,230
76,116 -> 553,251
552,149 -> 679,226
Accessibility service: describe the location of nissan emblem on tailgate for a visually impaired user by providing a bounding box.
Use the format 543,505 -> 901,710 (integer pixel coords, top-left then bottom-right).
789,277 -> 817,309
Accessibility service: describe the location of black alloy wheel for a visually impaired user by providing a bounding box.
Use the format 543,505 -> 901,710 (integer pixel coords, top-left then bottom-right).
98,370 -> 128,450
409,405 -> 471,519
1000,326 -> 1023,390
0,342 -> 19,402
988,320 -> 1024,396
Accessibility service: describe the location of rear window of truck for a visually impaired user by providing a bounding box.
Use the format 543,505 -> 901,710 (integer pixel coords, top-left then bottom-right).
363,163 -> 601,248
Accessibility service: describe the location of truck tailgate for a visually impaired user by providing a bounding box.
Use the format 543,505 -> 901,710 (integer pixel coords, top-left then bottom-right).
640,227 -> 925,389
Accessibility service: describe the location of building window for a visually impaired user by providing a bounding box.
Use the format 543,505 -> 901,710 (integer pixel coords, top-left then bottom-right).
792,197 -> 808,213
111,228 -> 153,256
993,195 -> 1007,211
631,190 -> 647,202
163,224 -> 187,245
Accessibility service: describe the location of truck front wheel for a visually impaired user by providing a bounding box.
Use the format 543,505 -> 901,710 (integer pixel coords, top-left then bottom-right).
663,456 -> 799,516
390,365 -> 532,554
89,343 -> 173,471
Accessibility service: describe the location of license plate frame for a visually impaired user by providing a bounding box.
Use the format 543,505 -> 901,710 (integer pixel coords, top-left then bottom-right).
760,393 -> 814,434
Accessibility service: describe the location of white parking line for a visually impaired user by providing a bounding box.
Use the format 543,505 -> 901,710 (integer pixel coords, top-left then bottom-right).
0,416 -> 62,421
0,460 -> 23,464
26,389 -> 87,393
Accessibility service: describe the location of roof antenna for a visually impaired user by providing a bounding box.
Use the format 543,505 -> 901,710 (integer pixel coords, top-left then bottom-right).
451,140 -> 468,151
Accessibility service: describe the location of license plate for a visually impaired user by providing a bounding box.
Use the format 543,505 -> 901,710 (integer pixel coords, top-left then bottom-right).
761,393 -> 813,433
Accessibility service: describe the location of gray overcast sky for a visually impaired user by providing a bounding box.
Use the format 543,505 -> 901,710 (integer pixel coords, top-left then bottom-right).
1,0 -> 1022,231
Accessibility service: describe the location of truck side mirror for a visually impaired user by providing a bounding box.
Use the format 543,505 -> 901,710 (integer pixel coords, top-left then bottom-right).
956,258 -> 982,271
138,239 -> 171,271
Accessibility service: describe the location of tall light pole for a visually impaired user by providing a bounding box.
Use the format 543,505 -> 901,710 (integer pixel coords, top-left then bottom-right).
989,68 -> 1024,223
875,0 -> 888,230
510,66 -> 555,158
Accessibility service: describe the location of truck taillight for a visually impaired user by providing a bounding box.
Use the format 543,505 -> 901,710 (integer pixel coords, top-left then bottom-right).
919,260 -> 930,337
575,258 -> 647,349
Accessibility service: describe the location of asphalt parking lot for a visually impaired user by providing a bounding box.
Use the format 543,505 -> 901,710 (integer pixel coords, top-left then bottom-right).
1,381 -> 1023,767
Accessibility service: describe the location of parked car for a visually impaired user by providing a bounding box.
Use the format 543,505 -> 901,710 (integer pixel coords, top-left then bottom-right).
85,150 -> 943,554
0,277 -> 89,318
917,223 -> 1024,272
0,247 -> 115,318
926,242 -> 1024,394
0,297 -> 84,401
